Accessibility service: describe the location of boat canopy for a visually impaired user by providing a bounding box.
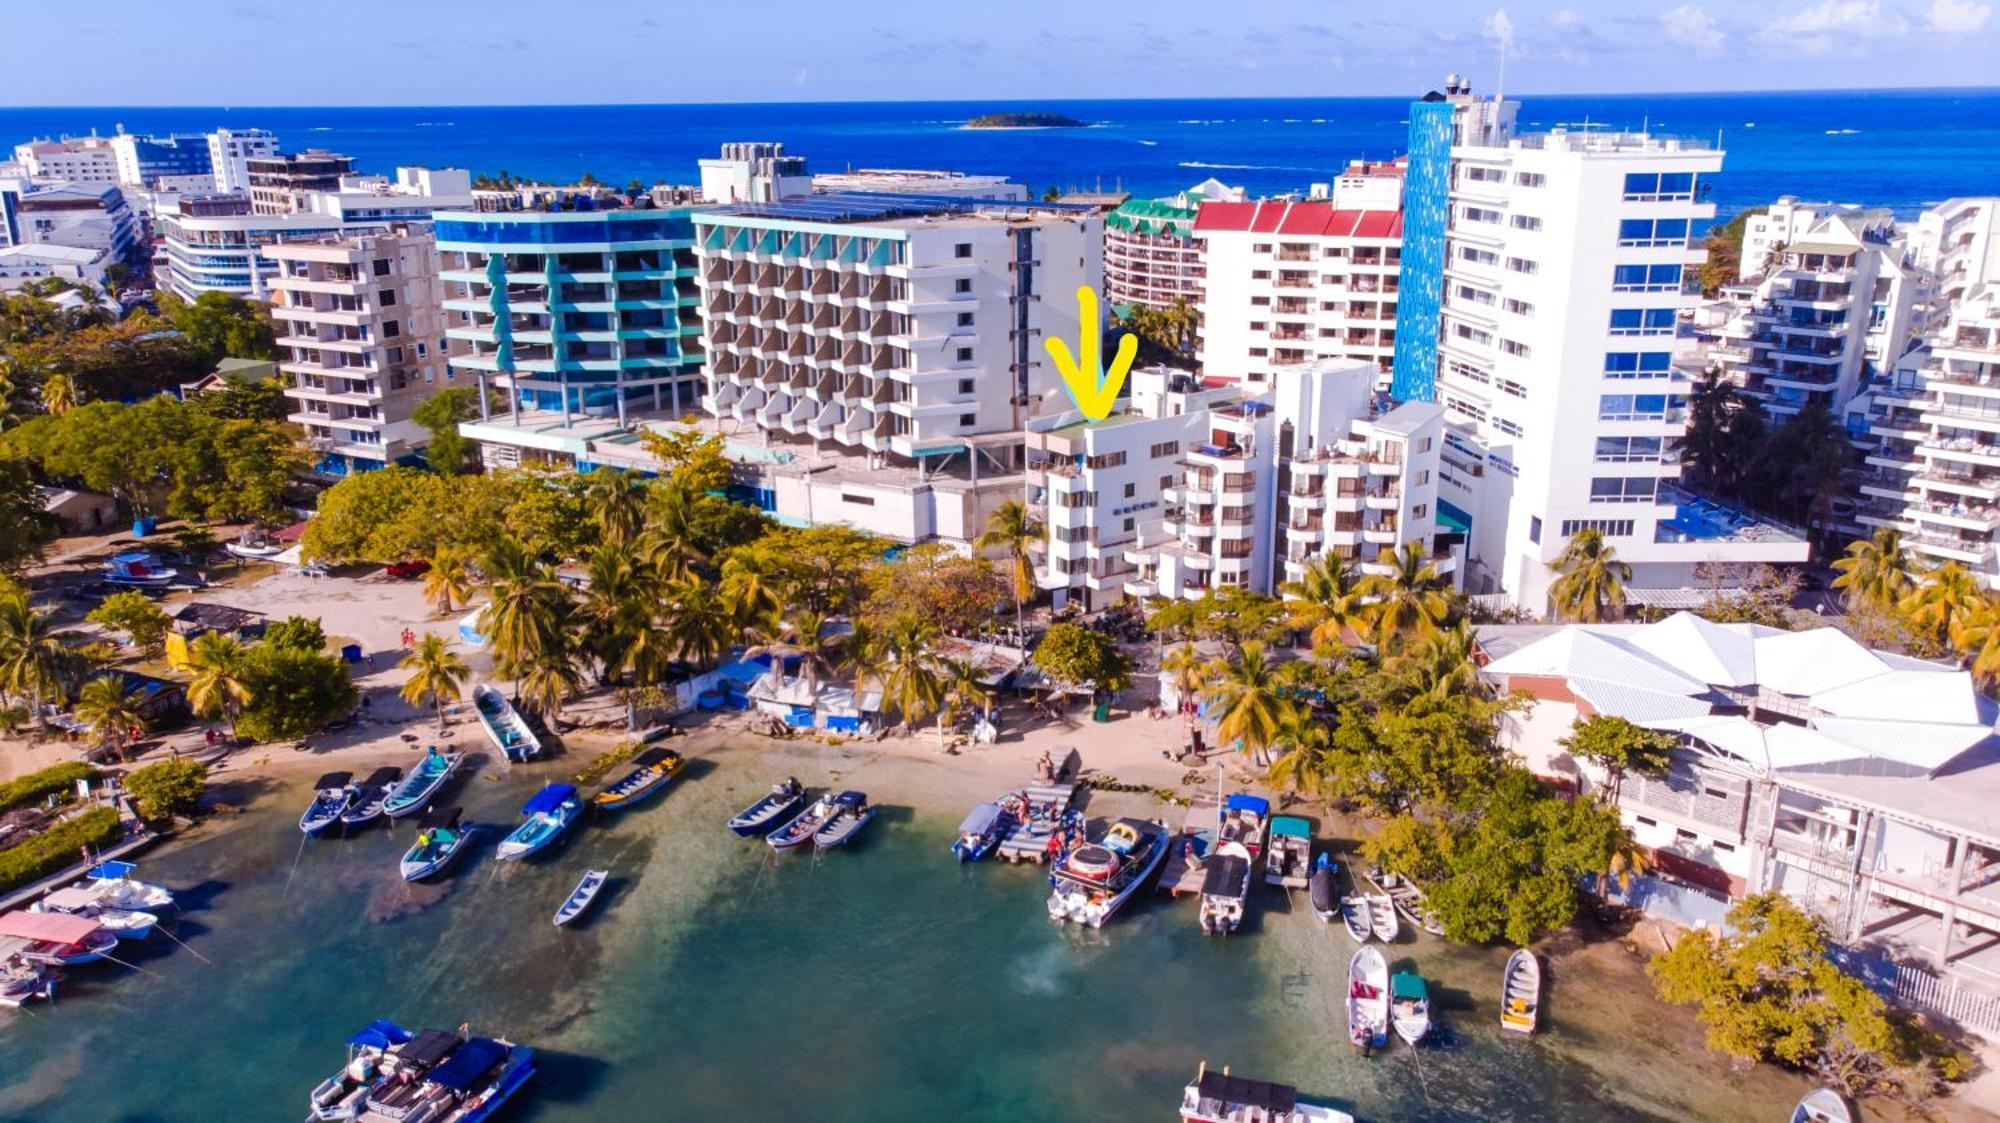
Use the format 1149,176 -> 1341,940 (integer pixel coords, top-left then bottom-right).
833,790 -> 867,807
1194,1071 -> 1296,1114
88,860 -> 139,881
0,910 -> 101,944
1269,815 -> 1311,839
313,771 -> 353,790
1201,854 -> 1251,897
349,1020 -> 413,1049
632,748 -> 679,769
1224,793 -> 1271,817
400,1029 -> 462,1069
1391,972 -> 1429,1000
522,784 -> 579,815
39,887 -> 103,911
418,806 -> 463,829
957,802 -> 1002,835
428,1037 -> 508,1091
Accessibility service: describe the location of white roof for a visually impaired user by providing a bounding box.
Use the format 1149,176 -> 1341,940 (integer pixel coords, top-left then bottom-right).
1752,628 -> 1889,696
1624,613 -> 1760,687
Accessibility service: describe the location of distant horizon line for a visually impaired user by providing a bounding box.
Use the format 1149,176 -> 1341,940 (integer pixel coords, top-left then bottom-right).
9,84 -> 2000,112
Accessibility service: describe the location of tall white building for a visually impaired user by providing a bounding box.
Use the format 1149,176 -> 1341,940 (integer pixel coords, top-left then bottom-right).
207,128 -> 280,193
10,136 -> 119,184
812,168 -> 1026,200
1912,198 -> 2000,320
0,178 -> 138,262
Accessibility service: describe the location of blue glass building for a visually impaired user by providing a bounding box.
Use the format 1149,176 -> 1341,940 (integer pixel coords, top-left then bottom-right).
1389,94 -> 1455,404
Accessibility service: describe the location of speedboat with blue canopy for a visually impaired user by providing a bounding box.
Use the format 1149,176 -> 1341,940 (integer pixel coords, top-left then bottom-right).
495,784 -> 582,861
951,800 -> 1013,863
305,1019 -> 412,1121
1220,793 -> 1271,860
322,1025 -> 535,1123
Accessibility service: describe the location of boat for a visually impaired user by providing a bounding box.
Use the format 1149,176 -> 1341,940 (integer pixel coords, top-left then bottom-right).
102,551 -> 179,588
399,807 -> 475,882
951,800 -> 1012,863
382,748 -> 462,819
0,910 -> 118,966
813,791 -> 875,851
1391,971 -> 1432,1045
225,529 -> 286,559
553,869 -> 609,928
0,951 -> 56,1008
728,777 -> 805,837
1373,866 -> 1447,937
1308,853 -> 1342,922
1265,816 -> 1311,888
323,1025 -> 535,1123
767,792 -> 843,853
82,860 -> 174,911
1367,892 -> 1399,943
594,748 -> 684,810
1178,1060 -> 1356,1122
472,683 -> 540,762
1791,1088 -> 1853,1123
300,771 -> 357,836
34,886 -> 156,940
1340,896 -> 1372,943
1198,840 -> 1253,936
1501,948 -> 1541,1035
495,784 -> 583,861
1218,793 -> 1270,861
1347,946 -> 1390,1052
340,766 -> 403,829
1046,818 -> 1170,928
306,1019 -> 412,1121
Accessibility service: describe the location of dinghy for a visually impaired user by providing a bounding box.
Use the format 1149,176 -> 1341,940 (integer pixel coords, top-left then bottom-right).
340,766 -> 403,829
399,807 -> 474,881
225,529 -> 285,559
1367,893 -> 1398,943
813,791 -> 875,851
496,784 -> 583,861
300,772 -> 357,836
1309,853 -> 1342,922
952,800 -> 1013,863
1391,971 -> 1431,1046
594,749 -> 683,810
1198,841 -> 1253,936
729,777 -> 804,837
33,886 -> 155,940
1791,1088 -> 1853,1123
1500,948 -> 1541,1035
1347,946 -> 1389,1052
473,683 -> 541,762
1341,896 -> 1372,943
0,955 -> 55,1008
383,748 -> 461,819
553,869 -> 609,928
768,792 -> 842,853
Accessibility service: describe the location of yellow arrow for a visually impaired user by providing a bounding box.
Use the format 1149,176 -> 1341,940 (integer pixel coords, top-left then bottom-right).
1044,285 -> 1138,422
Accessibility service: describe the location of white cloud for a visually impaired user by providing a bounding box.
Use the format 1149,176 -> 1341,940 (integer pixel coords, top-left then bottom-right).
1662,5 -> 1727,55
1550,7 -> 1586,30
1927,0 -> 1993,31
1763,0 -> 1906,53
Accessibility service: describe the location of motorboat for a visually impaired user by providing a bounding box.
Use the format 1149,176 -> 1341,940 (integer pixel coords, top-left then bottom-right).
812,791 -> 875,851
472,683 -> 540,762
1308,853 -> 1342,922
767,792 -> 842,853
1198,840 -> 1253,936
399,807 -> 474,882
1791,1088 -> 1853,1123
594,749 -> 684,810
306,1019 -> 412,1121
1373,866 -> 1447,937
1391,971 -> 1432,1046
382,749 -> 462,820
554,869 -> 609,928
1366,892 -> 1398,943
340,766 -> 403,829
1347,946 -> 1390,1053
951,799 -> 1015,863
1501,948 -> 1542,1035
225,529 -> 286,560
1264,816 -> 1311,888
495,784 -> 582,861
328,1025 -> 535,1123
300,772 -> 357,836
82,860 -> 174,911
34,886 -> 156,940
1218,793 -> 1270,861
728,777 -> 805,837
1178,1061 -> 1356,1122
1340,896 -> 1372,944
0,910 -> 118,966
0,951 -> 55,1008
102,551 -> 178,588
1046,818 -> 1170,928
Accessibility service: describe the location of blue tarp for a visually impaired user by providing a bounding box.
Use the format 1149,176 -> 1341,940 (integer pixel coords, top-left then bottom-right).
428,1037 -> 507,1092
349,1020 -> 413,1049
1225,793 -> 1271,817
522,784 -> 578,815
715,659 -> 764,687
826,715 -> 862,734
88,860 -> 139,880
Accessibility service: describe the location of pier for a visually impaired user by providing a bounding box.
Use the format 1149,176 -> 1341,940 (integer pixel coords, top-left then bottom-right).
993,781 -> 1079,864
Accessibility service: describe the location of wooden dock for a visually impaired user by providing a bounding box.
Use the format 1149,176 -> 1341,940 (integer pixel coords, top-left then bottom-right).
994,781 -> 1079,865
1157,797 -> 1220,898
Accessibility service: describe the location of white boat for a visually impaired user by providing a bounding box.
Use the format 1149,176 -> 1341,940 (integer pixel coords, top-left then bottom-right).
812,791 -> 875,851
82,860 -> 174,911
1791,1088 -> 1853,1123
1046,818 -> 1170,928
1198,840 -> 1253,936
34,886 -> 156,940
225,529 -> 286,559
0,951 -> 55,1008
398,807 -> 474,882
300,771 -> 357,836
495,784 -> 582,861
473,683 -> 541,762
1340,896 -> 1372,944
1347,946 -> 1389,1052
1265,816 -> 1311,888
0,910 -> 118,965
1374,866 -> 1447,937
1501,948 -> 1541,1035
306,1019 -> 411,1121
1179,1061 -> 1356,1122
553,869 -> 609,928
768,793 -> 841,853
102,551 -> 179,588
1391,971 -> 1431,1045
1366,893 -> 1398,943
382,749 -> 462,819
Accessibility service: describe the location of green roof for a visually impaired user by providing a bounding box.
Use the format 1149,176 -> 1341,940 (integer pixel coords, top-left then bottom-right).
211,357 -> 279,384
1105,196 -> 1199,236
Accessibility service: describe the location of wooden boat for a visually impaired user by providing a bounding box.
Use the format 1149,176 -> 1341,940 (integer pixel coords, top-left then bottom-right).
299,771 -> 356,836
496,784 -> 582,861
1366,893 -> 1398,942
473,683 -> 541,762
812,791 -> 875,851
1198,841 -> 1254,936
729,777 -> 805,837
553,869 -> 609,927
1046,818 -> 1171,928
398,807 -> 474,882
1347,946 -> 1390,1052
1264,816 -> 1312,888
768,792 -> 842,853
1219,793 -> 1271,861
952,799 -> 1014,863
340,766 -> 403,828
1501,948 -> 1542,1034
383,749 -> 462,819
1340,895 -> 1372,943
0,953 -> 55,1008
594,748 -> 684,810
1791,1088 -> 1853,1123
1391,971 -> 1432,1045
0,911 -> 117,966
306,1019 -> 412,1121
1374,866 -> 1447,937
1179,1061 -> 1357,1122
34,886 -> 155,940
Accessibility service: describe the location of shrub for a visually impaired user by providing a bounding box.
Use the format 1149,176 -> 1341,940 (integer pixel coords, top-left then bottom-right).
124,757 -> 209,821
0,761 -> 99,814
88,591 -> 171,656
263,615 -> 327,653
0,807 -> 122,893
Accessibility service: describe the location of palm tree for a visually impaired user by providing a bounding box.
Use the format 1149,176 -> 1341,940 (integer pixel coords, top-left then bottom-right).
185,631 -> 252,737
1281,554 -> 1367,650
1831,528 -> 1915,614
1158,642 -> 1210,722
939,658 -> 990,744
584,468 -> 648,551
750,609 -> 841,695
1952,597 -> 2000,688
875,613 -> 943,732
1265,703 -> 1331,799
1902,563 -> 1986,654
976,500 -> 1043,639
422,547 -> 475,616
1358,542 -> 1451,648
1599,831 -> 1652,899
638,481 -> 706,580
1547,529 -> 1631,623
40,372 -> 78,416
1203,642 -> 1290,766
1381,624 -> 1480,705
518,648 -> 584,726
660,573 -> 735,670
480,537 -> 566,688
719,553 -> 784,638
398,634 -> 467,732
0,585 -> 67,722
73,674 -> 141,760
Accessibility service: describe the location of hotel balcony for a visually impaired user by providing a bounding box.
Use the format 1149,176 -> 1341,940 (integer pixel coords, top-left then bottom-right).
1909,500 -> 2000,532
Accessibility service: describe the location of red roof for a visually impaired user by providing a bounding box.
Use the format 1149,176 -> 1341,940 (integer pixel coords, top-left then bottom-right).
1195,200 -> 1402,239
0,910 -> 101,945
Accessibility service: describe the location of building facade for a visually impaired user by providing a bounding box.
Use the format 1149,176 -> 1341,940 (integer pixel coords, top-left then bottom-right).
1912,198 -> 2000,323
207,128 -> 280,193
0,179 -> 138,262
698,142 -> 811,204
248,150 -> 357,214
109,132 -> 213,188
11,136 -> 120,184
1101,178 -> 1241,314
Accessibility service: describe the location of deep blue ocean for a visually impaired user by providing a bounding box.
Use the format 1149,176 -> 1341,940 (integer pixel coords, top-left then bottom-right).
7,89 -> 2000,219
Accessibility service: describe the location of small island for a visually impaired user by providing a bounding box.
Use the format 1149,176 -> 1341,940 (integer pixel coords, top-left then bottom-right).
964,111 -> 1089,130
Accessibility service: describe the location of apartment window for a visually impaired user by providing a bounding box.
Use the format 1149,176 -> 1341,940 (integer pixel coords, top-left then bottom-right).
841,493 -> 876,506
956,312 -> 974,327
1498,377 -> 1527,398
1251,296 -> 1271,307
1413,504 -> 1427,519
1505,256 -> 1538,275
954,242 -> 972,258
1617,218 -> 1691,247
1253,243 -> 1273,253
956,346 -> 974,362
958,413 -> 976,427
1463,206 -> 1502,224
1604,351 -> 1674,379
1452,323 -> 1493,347
954,278 -> 972,294
383,320 -> 401,338
1458,246 -> 1499,266
1249,321 -> 1268,331
415,342 -> 427,358
1121,483 -> 1137,500
1714,841 -> 1736,853
1500,339 -> 1530,358
378,289 -> 397,307
387,346 -> 405,364
1123,517 -> 1135,532
1465,166 -> 1505,183
1160,475 -> 1174,489
372,259 -> 392,276
1086,451 -> 1127,469
957,378 -> 975,394
1453,284 -> 1495,306
1612,263 -> 1683,292
1495,417 -> 1523,437
1529,516 -> 1542,544
1514,171 -> 1545,188
1636,815 -> 1658,828
1598,393 -> 1685,421
1595,435 -> 1664,462
1503,297 -> 1534,316
1623,171 -> 1696,201
1608,308 -> 1676,336
1251,270 -> 1271,280
1559,518 -> 1636,538
1510,215 -> 1542,231
1590,476 -> 1659,503
1249,348 -> 1268,358
1150,440 -> 1180,458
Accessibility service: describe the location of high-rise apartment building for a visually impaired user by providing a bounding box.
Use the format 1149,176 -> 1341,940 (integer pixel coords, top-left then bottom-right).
1102,178 -> 1241,314
207,128 -> 280,193
108,132 -> 213,188
1912,198 -> 2000,318
248,151 -> 357,214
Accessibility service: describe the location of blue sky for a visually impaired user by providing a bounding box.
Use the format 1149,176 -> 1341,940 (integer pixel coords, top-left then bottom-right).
13,0 -> 1999,104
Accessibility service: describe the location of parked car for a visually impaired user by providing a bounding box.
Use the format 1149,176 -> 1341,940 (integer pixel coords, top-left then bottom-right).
385,559 -> 431,580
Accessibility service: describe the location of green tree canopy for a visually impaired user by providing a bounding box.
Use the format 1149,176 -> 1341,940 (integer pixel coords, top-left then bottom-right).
863,542 -> 1006,634
124,757 -> 209,821
1032,622 -> 1131,693
161,291 -> 277,365
412,387 -> 480,475
262,615 -> 327,653
87,591 -> 171,656
235,644 -> 358,742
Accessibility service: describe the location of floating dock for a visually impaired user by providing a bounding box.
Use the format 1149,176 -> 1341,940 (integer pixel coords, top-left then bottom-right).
1157,797 -> 1220,898
994,781 -> 1079,864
